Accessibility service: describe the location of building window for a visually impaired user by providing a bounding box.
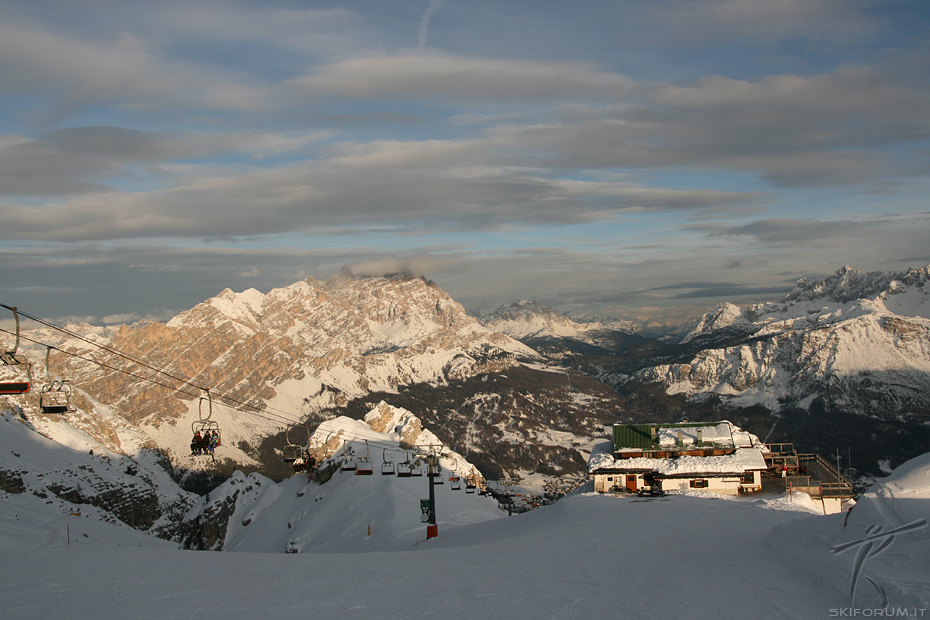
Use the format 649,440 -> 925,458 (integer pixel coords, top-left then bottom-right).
690,479 -> 708,489
607,477 -> 613,482
741,472 -> 754,484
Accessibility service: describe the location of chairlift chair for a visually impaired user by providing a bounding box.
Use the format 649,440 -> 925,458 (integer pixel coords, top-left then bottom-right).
190,391 -> 221,457
381,449 -> 395,475
450,475 -> 461,491
38,348 -> 73,414
283,423 -> 308,464
465,479 -> 477,494
191,419 -> 222,456
396,452 -> 412,477
39,380 -> 73,414
0,305 -> 32,394
341,440 -> 357,471
355,440 -> 374,475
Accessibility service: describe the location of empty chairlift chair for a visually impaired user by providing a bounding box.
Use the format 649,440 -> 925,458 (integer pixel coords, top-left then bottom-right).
0,305 -> 32,395
355,440 -> 374,475
381,449 -> 395,475
39,347 -> 73,414
341,440 -> 357,472
396,453 -> 412,477
39,381 -> 73,414
283,423 -> 309,464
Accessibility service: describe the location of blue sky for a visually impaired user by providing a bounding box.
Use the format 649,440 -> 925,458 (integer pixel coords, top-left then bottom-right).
1,0 -> 929,325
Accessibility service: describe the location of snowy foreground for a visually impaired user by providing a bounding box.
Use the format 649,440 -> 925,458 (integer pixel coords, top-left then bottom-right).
2,475 -> 928,620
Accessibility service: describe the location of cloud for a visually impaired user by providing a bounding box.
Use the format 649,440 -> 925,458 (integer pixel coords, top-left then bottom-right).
696,218 -> 877,244
0,126 -> 329,198
647,0 -> 880,47
286,55 -> 632,101
0,22 -> 269,123
344,254 -> 452,278
418,0 -> 445,51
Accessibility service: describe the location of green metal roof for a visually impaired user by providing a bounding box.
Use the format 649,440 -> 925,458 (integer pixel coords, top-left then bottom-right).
613,424 -> 657,450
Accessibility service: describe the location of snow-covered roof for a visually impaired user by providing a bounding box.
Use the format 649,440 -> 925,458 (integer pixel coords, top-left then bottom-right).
588,446 -> 767,476
589,427 -> 768,477
613,420 -> 762,452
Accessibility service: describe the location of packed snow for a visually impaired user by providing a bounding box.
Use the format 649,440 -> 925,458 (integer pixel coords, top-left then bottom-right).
2,424 -> 928,618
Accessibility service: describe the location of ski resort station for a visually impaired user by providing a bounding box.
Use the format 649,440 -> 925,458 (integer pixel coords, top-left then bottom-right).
588,421 -> 855,514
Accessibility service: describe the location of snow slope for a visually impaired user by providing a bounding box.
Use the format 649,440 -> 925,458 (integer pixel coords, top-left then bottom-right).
4,485 -> 927,619
4,453 -> 930,618
0,409 -> 195,538
182,404 -> 502,552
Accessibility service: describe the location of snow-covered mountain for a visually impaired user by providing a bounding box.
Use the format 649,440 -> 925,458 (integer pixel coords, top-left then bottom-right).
42,273 -> 537,470
181,403 -> 502,551
479,299 -> 647,354
597,265 -> 930,474
0,408 -> 195,540
629,265 -> 930,411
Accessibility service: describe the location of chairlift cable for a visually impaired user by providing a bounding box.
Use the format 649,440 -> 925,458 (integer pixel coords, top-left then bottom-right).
2,308 -> 486,467
0,326 -> 293,426
0,311 -> 306,426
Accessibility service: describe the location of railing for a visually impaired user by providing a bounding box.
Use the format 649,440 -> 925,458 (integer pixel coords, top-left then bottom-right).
820,482 -> 855,498
798,453 -> 853,487
786,475 -> 854,499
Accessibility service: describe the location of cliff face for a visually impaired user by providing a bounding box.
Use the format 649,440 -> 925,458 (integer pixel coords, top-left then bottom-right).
50,274 -> 537,467
624,266 -> 930,414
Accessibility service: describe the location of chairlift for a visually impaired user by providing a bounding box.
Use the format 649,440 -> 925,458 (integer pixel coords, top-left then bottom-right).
39,381 -> 73,414
341,440 -> 357,472
381,449 -> 395,475
450,473 -> 461,491
0,305 -> 32,395
39,347 -> 73,414
410,457 -> 424,477
283,423 -> 308,464
190,390 -> 221,458
396,452 -> 412,477
355,440 -> 374,475
465,478 -> 477,494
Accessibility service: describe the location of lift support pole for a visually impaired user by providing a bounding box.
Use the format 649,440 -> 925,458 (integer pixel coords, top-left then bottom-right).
426,453 -> 438,539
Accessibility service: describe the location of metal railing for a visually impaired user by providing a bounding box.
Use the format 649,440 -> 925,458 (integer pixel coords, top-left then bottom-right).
798,453 -> 853,487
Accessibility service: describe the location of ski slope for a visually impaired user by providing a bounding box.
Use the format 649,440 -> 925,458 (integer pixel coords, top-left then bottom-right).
3,461 -> 929,619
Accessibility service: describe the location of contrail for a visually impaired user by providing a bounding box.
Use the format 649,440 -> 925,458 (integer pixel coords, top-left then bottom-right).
417,0 -> 445,51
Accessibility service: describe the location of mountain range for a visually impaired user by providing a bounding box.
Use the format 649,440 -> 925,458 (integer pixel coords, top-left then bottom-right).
2,264 -> 929,501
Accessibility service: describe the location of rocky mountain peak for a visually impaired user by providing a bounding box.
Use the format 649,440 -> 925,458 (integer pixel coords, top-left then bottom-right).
785,265 -> 900,305
55,274 -> 536,466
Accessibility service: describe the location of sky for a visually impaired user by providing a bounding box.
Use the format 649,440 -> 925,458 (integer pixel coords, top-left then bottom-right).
1,0 -> 929,326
